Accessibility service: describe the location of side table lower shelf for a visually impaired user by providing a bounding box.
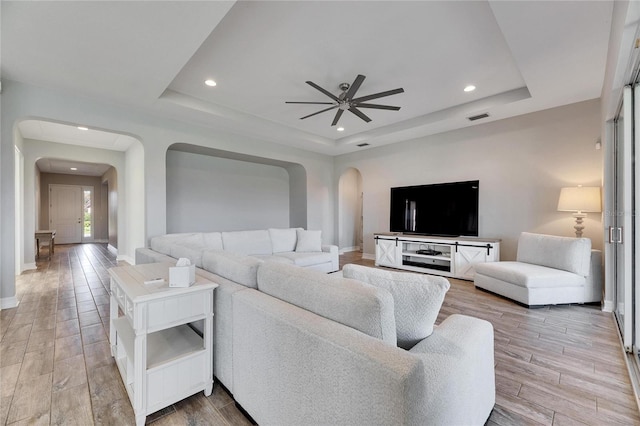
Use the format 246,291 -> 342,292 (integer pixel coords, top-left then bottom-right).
112,317 -> 211,415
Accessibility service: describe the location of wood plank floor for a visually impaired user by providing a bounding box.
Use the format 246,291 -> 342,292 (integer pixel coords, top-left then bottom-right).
1,246 -> 638,425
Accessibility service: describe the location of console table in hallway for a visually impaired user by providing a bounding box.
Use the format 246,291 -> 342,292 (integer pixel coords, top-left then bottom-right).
35,229 -> 56,260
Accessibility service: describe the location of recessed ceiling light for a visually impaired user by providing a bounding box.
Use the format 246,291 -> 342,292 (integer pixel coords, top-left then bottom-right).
464,85 -> 476,92
337,127 -> 345,132
70,167 -> 78,171
77,126 -> 88,131
204,79 -> 217,87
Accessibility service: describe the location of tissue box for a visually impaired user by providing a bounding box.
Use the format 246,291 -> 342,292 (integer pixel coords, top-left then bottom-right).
169,264 -> 196,288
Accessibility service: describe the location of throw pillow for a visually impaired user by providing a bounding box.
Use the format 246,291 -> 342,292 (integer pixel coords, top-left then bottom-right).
295,229 -> 322,252
269,228 -> 299,253
342,264 -> 450,350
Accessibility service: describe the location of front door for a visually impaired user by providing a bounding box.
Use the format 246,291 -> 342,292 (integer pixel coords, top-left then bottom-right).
50,184 -> 83,244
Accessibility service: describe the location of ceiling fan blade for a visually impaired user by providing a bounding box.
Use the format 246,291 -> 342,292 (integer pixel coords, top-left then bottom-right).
355,103 -> 401,111
306,81 -> 340,102
300,105 -> 338,120
348,106 -> 371,123
331,109 -> 345,126
352,88 -> 404,103
285,101 -> 336,105
345,74 -> 366,100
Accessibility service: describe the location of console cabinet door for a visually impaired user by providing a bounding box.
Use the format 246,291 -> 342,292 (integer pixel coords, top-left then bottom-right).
375,238 -> 401,267
454,246 -> 490,280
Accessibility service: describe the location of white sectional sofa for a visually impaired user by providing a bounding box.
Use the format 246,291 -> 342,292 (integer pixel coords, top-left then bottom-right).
135,247 -> 496,425
135,228 -> 339,273
474,232 -> 602,307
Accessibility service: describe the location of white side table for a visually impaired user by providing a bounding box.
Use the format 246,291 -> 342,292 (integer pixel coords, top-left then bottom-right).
108,263 -> 218,426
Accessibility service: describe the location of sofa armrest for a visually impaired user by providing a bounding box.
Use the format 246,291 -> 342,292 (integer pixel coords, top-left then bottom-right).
321,245 -> 339,272
409,314 -> 495,425
322,244 -> 338,254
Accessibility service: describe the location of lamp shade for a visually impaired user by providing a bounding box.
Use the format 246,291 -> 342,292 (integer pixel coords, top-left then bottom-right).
557,186 -> 601,213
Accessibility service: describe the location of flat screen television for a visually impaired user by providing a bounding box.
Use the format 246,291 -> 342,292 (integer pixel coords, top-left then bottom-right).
390,180 -> 479,237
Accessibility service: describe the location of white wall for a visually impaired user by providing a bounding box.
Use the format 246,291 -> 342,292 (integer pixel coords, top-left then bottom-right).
123,141 -> 144,264
335,99 -> 603,261
338,168 -> 362,251
166,150 -> 290,232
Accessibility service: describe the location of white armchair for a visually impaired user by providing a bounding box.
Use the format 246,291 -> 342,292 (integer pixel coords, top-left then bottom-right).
474,232 -> 602,307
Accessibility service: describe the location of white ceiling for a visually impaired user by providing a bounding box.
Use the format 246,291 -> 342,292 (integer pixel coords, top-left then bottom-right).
35,158 -> 112,177
2,1 -> 614,156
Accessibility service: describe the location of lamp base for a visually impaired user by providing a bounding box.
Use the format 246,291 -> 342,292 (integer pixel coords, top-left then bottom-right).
572,212 -> 587,238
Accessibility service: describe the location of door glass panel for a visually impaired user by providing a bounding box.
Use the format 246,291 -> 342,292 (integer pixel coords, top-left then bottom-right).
83,189 -> 92,238
615,104 -> 625,329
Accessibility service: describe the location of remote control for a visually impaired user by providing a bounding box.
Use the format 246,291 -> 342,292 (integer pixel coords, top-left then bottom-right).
143,277 -> 165,285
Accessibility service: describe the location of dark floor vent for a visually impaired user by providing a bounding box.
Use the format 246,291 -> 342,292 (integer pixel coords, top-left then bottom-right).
357,143 -> 370,147
467,113 -> 490,121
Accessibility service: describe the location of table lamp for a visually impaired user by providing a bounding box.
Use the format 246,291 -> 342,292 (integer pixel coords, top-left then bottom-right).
557,186 -> 601,237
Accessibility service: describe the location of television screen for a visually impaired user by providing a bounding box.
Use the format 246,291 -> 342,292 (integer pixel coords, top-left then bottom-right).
390,180 -> 479,237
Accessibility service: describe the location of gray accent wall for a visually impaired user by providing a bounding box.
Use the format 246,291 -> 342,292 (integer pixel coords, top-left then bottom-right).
166,150 -> 290,232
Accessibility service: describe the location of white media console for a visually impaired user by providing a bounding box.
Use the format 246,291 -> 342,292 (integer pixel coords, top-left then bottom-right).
374,233 -> 500,280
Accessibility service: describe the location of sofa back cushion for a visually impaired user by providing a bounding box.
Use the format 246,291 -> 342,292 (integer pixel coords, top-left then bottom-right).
268,228 -> 300,253
343,264 -> 450,349
203,232 -> 224,250
202,250 -> 262,288
517,232 -> 591,276
257,262 -> 397,345
295,229 -> 322,252
222,230 -> 273,256
150,233 -> 201,255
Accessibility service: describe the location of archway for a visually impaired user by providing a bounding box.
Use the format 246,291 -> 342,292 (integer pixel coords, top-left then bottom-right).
16,118 -> 142,272
338,168 -> 363,253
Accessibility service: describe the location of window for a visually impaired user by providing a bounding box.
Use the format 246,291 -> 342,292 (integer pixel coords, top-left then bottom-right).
83,188 -> 92,239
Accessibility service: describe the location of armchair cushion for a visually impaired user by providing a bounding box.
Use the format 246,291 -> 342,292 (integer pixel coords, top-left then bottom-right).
517,232 -> 591,276
474,261 -> 586,288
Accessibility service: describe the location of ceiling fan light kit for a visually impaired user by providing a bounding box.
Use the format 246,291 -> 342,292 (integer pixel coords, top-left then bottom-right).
286,74 -> 404,127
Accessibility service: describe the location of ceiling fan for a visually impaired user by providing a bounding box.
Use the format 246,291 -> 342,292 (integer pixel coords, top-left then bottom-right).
286,74 -> 404,127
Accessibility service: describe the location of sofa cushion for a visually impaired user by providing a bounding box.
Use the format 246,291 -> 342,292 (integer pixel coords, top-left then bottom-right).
274,252 -> 333,267
295,229 -> 322,252
202,250 -> 262,289
268,228 -> 299,253
253,255 -> 295,264
203,232 -> 224,250
475,261 -> 586,289
342,264 -> 450,349
222,230 -> 273,256
169,243 -> 206,268
150,233 -> 200,255
517,232 -> 591,276
257,262 -> 397,345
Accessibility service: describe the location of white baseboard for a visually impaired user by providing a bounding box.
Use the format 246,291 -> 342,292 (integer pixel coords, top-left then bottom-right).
117,254 -> 135,266
362,253 -> 375,261
602,299 -> 615,312
0,296 -> 19,310
107,244 -> 118,255
339,246 -> 361,254
22,262 -> 37,271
